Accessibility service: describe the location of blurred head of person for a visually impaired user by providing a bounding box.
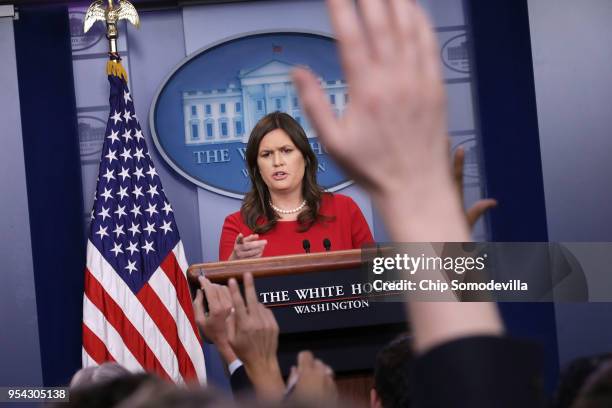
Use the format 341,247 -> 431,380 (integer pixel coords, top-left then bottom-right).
554,353 -> 612,408
572,360 -> 612,408
564,357 -> 612,408
69,362 -> 131,389
55,372 -> 160,408
242,111 -> 328,233
371,335 -> 413,408
122,384 -> 349,408
115,381 -> 233,408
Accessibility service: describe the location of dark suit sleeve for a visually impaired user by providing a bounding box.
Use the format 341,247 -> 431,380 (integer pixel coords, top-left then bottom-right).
229,365 -> 253,395
410,336 -> 544,408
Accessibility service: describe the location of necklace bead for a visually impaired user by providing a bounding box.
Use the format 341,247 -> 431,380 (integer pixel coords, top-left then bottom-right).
269,200 -> 307,214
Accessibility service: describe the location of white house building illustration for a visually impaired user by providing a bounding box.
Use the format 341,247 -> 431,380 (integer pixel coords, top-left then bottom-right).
182,60 -> 348,145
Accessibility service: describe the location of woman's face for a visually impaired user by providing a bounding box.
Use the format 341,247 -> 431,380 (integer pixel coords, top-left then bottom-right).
257,128 -> 306,197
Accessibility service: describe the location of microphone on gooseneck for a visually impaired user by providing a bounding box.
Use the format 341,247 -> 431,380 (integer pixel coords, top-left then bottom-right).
302,239 -> 311,254
323,238 -> 331,252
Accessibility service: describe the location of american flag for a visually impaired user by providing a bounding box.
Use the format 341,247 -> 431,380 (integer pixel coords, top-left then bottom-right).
82,70 -> 206,384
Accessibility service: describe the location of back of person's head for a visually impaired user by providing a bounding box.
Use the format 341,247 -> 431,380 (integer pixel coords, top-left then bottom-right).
55,372 -> 162,408
70,362 -> 131,389
118,385 -> 347,408
115,383 -> 233,408
554,353 -> 612,408
570,360 -> 612,408
372,335 -> 413,408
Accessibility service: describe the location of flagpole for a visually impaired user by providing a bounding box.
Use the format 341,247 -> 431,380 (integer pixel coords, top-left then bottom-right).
80,0 -> 207,383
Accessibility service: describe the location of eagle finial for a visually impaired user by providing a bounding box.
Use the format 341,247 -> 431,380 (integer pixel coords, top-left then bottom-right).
84,0 -> 140,56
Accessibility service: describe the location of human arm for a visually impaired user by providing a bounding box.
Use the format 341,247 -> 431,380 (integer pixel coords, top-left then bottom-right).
452,146 -> 498,229
293,0 -> 503,353
289,351 -> 337,402
219,214 -> 267,260
294,0 -> 468,244
411,336 -> 544,408
226,272 -> 284,400
229,233 -> 267,260
192,276 -> 237,365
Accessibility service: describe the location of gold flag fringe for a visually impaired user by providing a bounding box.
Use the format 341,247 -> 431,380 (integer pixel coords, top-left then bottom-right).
106,60 -> 128,82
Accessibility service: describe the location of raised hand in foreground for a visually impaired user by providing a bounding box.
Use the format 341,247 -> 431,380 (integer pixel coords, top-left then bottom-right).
193,276 -> 237,365
289,351 -> 337,402
294,0 -> 503,353
227,272 -> 284,400
293,0 -> 469,242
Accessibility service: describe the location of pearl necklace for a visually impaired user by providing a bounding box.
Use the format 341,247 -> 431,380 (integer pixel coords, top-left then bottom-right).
269,200 -> 307,214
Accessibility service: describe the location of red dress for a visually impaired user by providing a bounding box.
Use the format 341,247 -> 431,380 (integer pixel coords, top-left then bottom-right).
219,193 -> 374,260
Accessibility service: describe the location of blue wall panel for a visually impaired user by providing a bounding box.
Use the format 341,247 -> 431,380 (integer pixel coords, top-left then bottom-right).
466,0 -> 558,394
14,5 -> 85,386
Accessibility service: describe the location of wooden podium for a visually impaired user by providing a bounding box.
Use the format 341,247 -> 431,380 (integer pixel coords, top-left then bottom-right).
188,249 -> 407,404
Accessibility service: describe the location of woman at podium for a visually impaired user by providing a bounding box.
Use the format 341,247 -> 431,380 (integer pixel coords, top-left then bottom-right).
219,112 -> 373,260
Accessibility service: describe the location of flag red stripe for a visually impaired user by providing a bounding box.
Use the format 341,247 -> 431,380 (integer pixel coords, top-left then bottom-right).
160,252 -> 202,343
136,282 -> 198,381
84,268 -> 172,381
82,322 -> 116,364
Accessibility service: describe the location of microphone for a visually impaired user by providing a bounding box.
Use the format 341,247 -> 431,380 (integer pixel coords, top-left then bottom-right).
323,238 -> 331,252
302,239 -> 311,254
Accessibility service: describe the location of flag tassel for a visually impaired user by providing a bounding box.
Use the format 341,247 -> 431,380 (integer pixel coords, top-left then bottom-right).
106,60 -> 128,82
